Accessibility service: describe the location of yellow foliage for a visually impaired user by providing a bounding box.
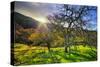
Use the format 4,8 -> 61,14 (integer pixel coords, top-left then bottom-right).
28,33 -> 42,41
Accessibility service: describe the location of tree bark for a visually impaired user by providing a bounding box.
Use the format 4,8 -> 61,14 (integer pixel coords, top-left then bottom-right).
47,42 -> 50,52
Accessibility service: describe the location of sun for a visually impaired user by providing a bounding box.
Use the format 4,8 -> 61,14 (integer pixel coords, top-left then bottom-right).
34,17 -> 48,24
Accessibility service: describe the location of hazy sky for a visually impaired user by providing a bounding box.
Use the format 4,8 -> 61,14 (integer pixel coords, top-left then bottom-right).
15,2 -> 59,23
14,1 -> 97,30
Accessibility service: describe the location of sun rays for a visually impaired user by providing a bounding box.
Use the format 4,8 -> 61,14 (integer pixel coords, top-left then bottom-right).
34,17 -> 48,24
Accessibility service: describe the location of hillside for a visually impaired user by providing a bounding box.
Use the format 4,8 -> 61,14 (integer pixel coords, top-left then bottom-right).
12,12 -> 39,29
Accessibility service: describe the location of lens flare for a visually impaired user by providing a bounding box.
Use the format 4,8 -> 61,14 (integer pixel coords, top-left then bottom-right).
34,17 -> 48,24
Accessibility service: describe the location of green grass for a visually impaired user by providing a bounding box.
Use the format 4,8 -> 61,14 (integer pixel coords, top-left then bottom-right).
12,43 -> 97,66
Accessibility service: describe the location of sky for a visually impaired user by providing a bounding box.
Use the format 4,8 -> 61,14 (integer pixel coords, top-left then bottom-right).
15,1 -> 59,23
14,1 -> 97,30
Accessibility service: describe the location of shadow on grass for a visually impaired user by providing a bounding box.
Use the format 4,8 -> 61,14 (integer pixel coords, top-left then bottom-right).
13,46 -> 97,65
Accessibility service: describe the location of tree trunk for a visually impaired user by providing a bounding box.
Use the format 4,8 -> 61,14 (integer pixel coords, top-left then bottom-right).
64,30 -> 70,53
65,46 -> 68,52
47,42 -> 50,52
64,39 -> 69,53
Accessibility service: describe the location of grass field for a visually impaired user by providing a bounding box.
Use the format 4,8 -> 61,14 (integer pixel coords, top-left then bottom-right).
12,43 -> 97,66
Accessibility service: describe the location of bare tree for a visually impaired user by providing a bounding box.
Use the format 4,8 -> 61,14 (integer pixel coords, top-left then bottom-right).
47,4 -> 97,52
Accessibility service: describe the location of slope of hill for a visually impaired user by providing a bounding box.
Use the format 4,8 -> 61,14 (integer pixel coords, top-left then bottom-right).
12,12 -> 39,29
